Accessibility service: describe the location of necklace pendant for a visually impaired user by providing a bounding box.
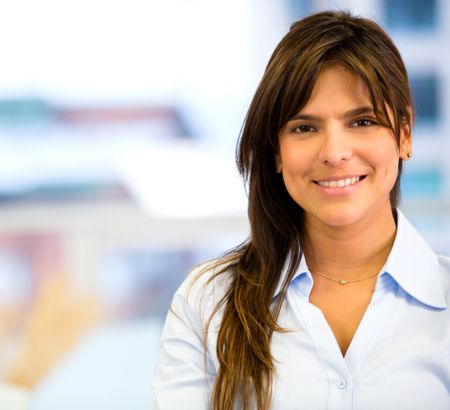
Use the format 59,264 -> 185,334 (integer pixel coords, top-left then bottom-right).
340,280 -> 347,285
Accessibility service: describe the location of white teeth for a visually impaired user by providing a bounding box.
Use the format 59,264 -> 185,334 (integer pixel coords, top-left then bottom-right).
317,176 -> 361,188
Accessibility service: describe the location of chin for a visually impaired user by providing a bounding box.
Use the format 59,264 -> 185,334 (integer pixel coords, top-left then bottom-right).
318,214 -> 361,228
306,206 -> 368,228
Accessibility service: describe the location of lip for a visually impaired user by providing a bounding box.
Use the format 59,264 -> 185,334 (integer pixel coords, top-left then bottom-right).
313,175 -> 367,196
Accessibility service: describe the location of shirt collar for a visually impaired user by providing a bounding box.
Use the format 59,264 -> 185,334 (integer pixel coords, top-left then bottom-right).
273,209 -> 447,309
273,252 -> 308,299
383,208 -> 447,309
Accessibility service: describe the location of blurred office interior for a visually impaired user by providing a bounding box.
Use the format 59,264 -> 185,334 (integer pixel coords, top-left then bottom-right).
0,0 -> 449,408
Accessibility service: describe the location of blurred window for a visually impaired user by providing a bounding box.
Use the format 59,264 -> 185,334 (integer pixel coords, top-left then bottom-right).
97,247 -> 219,319
383,0 -> 437,30
410,73 -> 439,126
285,0 -> 313,19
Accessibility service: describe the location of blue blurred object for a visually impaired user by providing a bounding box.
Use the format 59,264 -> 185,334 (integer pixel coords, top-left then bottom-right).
33,319 -> 163,410
383,0 -> 437,30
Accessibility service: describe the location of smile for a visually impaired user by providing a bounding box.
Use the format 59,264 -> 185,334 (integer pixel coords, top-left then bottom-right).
314,175 -> 366,188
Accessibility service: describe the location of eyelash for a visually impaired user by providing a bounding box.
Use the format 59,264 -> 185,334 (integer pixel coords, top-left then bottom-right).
351,118 -> 377,127
290,117 -> 378,134
292,124 -> 316,133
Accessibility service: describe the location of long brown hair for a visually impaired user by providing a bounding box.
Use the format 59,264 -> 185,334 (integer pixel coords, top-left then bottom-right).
200,10 -> 413,409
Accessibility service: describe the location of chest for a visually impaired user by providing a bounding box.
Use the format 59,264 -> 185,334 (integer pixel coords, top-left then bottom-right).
308,284 -> 374,356
265,289 -> 450,410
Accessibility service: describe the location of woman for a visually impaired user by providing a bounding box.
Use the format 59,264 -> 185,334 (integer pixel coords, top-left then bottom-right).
153,10 -> 450,410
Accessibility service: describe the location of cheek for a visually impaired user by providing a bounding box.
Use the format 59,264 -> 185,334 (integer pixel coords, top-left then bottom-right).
278,145 -> 312,205
368,141 -> 400,181
279,141 -> 312,174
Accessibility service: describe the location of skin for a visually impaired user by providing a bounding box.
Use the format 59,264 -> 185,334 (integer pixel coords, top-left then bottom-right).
276,64 -> 412,355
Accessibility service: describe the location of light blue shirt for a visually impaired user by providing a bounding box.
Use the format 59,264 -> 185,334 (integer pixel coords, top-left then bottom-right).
153,210 -> 450,409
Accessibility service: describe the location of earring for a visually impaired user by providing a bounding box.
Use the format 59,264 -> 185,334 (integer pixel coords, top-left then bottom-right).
407,152 -> 412,158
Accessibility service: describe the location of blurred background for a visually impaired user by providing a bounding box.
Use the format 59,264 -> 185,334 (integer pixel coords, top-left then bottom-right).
0,0 -> 448,408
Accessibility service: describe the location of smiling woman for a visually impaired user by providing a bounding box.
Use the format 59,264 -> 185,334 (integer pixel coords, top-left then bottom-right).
153,10 -> 450,410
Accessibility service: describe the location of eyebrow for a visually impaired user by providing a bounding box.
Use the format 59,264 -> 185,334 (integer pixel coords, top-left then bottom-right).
288,106 -> 375,122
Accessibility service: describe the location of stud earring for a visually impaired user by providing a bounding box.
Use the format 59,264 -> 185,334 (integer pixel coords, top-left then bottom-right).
407,153 -> 412,159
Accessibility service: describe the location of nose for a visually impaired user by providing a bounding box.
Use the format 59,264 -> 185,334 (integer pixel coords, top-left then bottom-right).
317,127 -> 353,165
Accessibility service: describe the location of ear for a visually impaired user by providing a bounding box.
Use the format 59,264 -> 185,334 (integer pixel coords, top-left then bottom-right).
275,153 -> 282,173
399,108 -> 413,160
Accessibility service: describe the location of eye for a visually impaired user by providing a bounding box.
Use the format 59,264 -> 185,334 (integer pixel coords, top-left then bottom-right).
351,118 -> 377,127
292,124 -> 316,133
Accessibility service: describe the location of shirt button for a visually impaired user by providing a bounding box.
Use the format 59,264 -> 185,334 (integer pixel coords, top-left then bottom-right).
336,378 -> 347,389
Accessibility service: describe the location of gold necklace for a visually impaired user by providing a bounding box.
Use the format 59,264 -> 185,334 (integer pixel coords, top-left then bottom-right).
309,268 -> 379,285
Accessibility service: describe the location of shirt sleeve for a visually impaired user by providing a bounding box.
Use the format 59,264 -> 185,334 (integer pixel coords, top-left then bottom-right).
152,274 -> 217,410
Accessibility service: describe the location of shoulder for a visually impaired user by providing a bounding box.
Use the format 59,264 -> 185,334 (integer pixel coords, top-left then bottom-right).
177,259 -> 236,303
172,258 -> 236,327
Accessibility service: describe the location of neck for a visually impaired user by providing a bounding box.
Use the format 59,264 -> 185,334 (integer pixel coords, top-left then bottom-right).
303,207 -> 397,279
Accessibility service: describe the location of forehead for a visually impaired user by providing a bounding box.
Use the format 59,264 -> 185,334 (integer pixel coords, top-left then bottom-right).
300,64 -> 372,114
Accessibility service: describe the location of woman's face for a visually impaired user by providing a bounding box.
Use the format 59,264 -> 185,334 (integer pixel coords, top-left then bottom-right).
276,64 -> 412,230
